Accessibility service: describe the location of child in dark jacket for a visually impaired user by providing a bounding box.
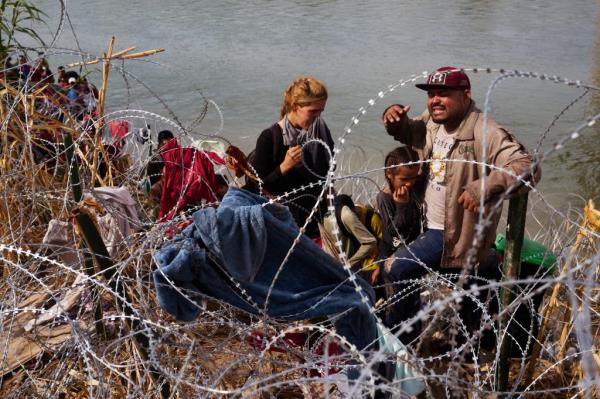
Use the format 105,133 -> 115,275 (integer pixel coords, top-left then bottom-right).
375,146 -> 423,259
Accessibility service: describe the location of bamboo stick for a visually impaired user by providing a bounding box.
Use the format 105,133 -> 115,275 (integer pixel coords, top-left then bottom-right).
96,35 -> 114,132
556,303 -> 574,374
90,36 -> 115,188
63,59 -> 101,68
556,201 -> 599,373
31,84 -> 49,97
106,46 -> 136,59
118,48 -> 164,60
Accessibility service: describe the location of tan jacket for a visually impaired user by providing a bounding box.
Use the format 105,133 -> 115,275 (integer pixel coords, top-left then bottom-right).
385,101 -> 540,268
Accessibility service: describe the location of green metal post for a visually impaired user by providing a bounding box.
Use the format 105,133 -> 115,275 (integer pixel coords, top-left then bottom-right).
496,193 -> 529,397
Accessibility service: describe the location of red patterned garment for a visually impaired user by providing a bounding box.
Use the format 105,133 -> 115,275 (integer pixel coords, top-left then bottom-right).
158,138 -> 221,221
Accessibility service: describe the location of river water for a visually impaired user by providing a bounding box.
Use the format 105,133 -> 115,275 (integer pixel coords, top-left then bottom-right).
33,0 -> 600,214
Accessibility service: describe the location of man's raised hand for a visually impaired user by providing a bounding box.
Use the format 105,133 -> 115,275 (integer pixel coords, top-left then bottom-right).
383,104 -> 411,125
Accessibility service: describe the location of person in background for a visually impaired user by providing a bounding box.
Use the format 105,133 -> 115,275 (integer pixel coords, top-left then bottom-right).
149,130 -> 174,201
57,66 -> 67,88
66,77 -> 78,101
30,52 -> 53,84
66,77 -> 80,116
250,76 -> 334,238
79,77 -> 97,114
381,66 -> 540,344
38,53 -> 53,84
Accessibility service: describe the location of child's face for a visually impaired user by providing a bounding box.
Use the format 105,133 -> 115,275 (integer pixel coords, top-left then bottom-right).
386,165 -> 419,190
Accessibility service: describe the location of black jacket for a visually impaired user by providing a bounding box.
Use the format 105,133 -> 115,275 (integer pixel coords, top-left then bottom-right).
250,122 -> 334,236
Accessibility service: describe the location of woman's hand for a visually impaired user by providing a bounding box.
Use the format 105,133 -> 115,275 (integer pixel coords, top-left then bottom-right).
225,144 -> 257,180
280,145 -> 302,174
225,156 -> 243,177
392,185 -> 410,204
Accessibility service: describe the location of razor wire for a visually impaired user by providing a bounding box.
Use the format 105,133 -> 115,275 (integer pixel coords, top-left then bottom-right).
0,7 -> 599,399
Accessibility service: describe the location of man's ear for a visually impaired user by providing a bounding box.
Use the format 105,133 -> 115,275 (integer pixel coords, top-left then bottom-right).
464,89 -> 472,99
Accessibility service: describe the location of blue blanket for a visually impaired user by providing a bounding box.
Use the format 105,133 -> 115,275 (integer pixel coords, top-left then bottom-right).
154,187 -> 377,351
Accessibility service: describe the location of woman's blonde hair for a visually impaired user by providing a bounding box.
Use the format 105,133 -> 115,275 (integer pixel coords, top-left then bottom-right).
280,76 -> 328,118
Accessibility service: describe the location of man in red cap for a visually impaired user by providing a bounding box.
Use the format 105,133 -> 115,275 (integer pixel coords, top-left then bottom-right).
380,66 -> 541,345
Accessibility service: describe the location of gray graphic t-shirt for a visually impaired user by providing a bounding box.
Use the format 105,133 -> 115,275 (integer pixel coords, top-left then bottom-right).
424,125 -> 456,230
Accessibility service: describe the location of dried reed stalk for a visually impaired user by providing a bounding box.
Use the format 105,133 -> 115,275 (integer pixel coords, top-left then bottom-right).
524,200 -> 600,387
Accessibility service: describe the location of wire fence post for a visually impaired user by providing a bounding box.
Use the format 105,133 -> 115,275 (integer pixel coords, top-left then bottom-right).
496,192 -> 529,397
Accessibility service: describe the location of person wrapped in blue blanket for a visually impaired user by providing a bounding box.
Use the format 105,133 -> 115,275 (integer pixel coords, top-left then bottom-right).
153,187 -> 377,353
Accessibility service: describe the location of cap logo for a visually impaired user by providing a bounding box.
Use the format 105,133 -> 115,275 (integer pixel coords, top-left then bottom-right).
415,67 -> 470,91
429,71 -> 448,85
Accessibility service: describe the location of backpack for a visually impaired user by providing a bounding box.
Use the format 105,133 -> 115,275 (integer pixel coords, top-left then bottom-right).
334,196 -> 383,271
356,205 -> 383,243
333,197 -> 382,271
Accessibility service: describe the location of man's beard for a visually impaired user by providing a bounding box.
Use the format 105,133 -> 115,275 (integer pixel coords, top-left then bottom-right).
431,112 -> 462,128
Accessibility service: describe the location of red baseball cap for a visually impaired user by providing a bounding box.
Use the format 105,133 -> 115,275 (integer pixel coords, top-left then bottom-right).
415,66 -> 471,91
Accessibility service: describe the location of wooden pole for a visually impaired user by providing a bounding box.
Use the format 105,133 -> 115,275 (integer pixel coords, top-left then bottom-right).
495,193 -> 528,397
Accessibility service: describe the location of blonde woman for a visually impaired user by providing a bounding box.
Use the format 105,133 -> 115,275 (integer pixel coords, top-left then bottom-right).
251,76 -> 334,238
